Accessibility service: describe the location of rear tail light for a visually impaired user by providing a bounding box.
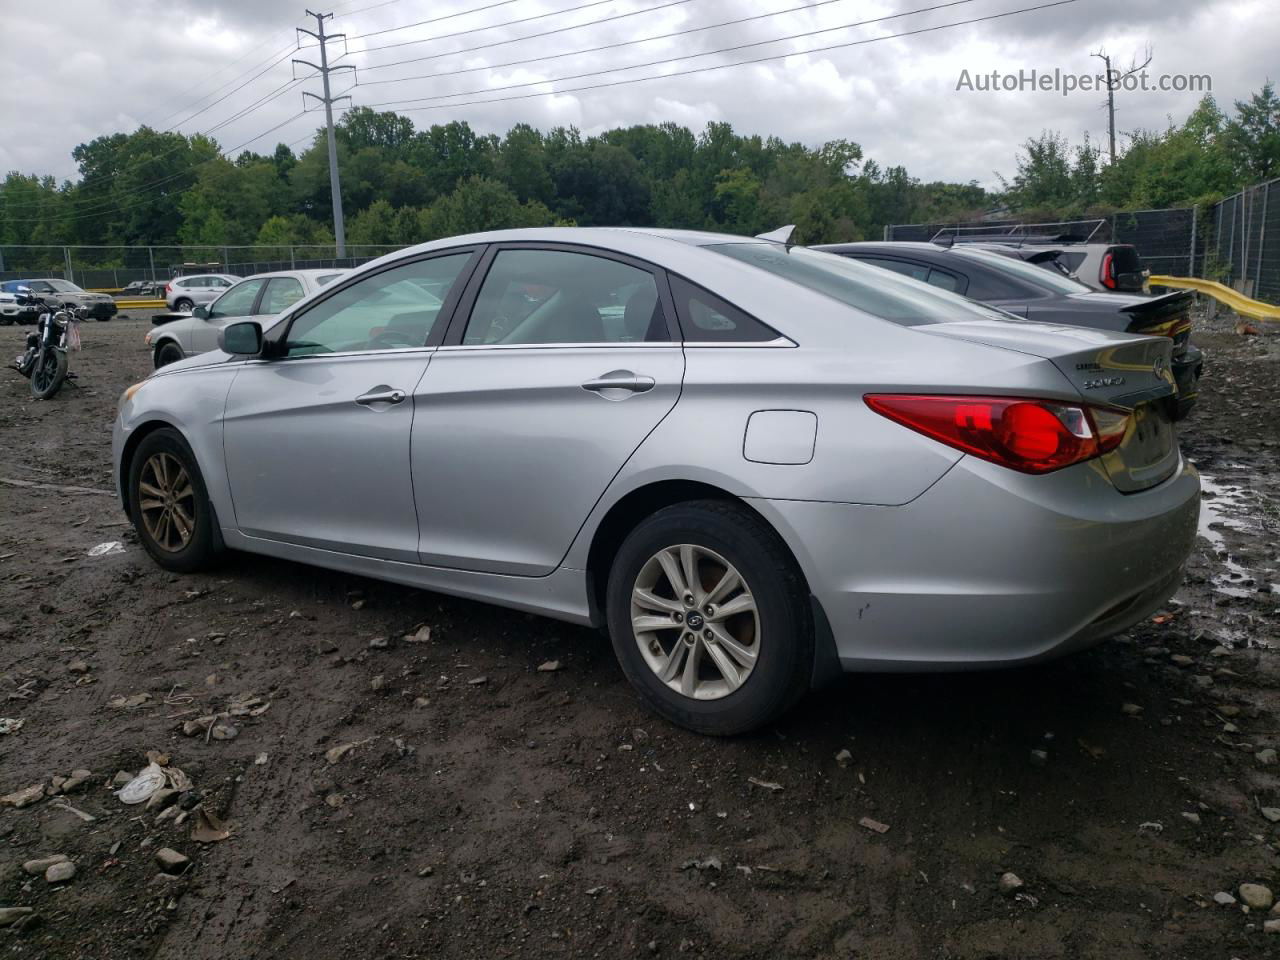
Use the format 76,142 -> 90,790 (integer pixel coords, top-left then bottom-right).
1100,251 -> 1117,289
165,282 -> 173,294
864,395 -> 1130,474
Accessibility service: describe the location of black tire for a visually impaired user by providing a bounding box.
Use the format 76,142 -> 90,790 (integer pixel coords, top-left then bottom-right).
605,499 -> 813,736
174,298 -> 194,313
127,428 -> 220,573
29,349 -> 68,400
155,341 -> 185,368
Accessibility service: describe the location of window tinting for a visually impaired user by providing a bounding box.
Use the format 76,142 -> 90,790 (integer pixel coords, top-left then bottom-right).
285,253 -> 470,357
668,275 -> 779,342
709,243 -> 1014,327
463,249 -> 669,345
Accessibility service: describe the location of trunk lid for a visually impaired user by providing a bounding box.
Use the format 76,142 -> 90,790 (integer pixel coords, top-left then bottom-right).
922,318 -> 1179,492
1118,290 -> 1193,358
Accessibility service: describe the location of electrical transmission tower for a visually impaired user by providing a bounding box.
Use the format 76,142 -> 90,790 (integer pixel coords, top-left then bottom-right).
296,10 -> 355,258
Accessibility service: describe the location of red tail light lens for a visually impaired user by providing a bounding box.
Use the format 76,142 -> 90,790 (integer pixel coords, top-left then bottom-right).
165,282 -> 172,294
864,395 -> 1131,474
1100,251 -> 1116,289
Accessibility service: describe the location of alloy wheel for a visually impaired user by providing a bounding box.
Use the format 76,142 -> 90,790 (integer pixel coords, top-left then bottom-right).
138,452 -> 196,553
630,544 -> 760,700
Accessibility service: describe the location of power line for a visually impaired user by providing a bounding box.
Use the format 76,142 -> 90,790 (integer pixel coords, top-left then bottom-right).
162,45 -> 300,133
346,0 -> 524,39
355,0 -> 704,74
364,0 -> 983,107
360,0 -> 973,88
376,0 -> 1079,114
351,0 -> 675,60
151,42 -> 299,130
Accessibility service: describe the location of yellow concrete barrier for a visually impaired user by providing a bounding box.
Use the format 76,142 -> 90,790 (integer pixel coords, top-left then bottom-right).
1148,275 -> 1280,322
115,299 -> 168,309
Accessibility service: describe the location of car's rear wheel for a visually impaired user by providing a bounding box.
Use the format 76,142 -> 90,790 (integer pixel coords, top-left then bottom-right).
174,298 -> 194,313
128,429 -> 219,572
155,341 -> 184,368
605,500 -> 813,735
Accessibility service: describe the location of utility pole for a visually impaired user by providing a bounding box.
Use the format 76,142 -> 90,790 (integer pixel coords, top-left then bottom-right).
296,10 -> 354,258
1091,46 -> 1153,165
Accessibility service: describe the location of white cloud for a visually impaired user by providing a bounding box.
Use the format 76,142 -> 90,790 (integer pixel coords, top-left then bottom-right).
0,0 -> 1271,190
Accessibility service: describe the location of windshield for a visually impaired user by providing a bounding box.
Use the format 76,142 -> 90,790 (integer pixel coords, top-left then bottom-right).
707,243 -> 1019,326
45,279 -> 83,293
951,247 -> 1093,295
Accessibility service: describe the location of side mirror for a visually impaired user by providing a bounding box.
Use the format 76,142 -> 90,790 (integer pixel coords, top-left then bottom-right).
218,320 -> 263,356
193,304 -> 209,320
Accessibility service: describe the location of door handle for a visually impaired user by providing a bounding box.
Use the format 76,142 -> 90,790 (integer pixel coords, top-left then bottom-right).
581,371 -> 656,395
355,386 -> 406,406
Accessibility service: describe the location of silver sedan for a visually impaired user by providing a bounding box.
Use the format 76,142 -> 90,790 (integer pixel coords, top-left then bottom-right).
112,228 -> 1199,734
147,269 -> 347,368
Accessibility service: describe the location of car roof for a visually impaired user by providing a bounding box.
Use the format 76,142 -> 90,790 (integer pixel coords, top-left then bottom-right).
239,268 -> 350,282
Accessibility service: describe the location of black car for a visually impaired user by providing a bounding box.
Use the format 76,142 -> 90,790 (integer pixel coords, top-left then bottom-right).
121,280 -> 164,297
0,279 -> 118,321
815,242 -> 1202,419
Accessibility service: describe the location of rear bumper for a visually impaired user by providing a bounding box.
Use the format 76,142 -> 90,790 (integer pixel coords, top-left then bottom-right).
752,453 -> 1200,670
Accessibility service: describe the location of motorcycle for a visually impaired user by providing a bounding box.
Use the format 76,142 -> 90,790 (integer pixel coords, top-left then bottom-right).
12,287 -> 83,399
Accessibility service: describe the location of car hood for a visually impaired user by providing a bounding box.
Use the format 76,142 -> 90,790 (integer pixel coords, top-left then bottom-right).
152,349 -> 236,377
60,291 -> 114,302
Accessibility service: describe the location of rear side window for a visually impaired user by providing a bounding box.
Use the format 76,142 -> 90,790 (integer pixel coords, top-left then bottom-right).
668,276 -> 779,342
260,277 -> 305,314
858,257 -> 929,282
209,279 -> 265,319
709,243 -> 1011,327
927,268 -> 964,293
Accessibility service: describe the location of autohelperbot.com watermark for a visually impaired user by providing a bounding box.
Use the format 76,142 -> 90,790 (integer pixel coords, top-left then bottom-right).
955,68 -> 1212,96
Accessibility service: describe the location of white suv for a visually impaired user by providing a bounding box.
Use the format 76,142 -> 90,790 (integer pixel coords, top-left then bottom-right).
165,274 -> 238,312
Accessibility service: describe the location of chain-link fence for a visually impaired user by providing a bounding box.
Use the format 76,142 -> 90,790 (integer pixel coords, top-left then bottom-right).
0,244 -> 408,290
886,179 -> 1280,303
1208,180 -> 1278,301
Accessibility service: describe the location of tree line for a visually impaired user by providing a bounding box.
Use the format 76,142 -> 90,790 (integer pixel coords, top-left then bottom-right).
1,81 -> 1276,263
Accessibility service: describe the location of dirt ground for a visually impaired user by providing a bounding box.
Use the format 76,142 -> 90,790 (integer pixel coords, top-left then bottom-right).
1,307 -> 1278,960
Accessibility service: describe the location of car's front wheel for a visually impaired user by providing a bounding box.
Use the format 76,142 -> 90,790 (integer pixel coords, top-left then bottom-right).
606,500 -> 813,735
154,341 -> 184,368
174,298 -> 194,313
128,428 -> 219,572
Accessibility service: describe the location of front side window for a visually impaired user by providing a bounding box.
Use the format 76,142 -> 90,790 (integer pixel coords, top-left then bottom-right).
462,249 -> 669,346
285,253 -> 470,357
260,277 -> 305,315
209,279 -> 265,319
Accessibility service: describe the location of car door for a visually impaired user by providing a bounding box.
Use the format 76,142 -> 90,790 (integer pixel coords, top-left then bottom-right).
221,250 -> 480,561
411,244 -> 684,577
191,278 -> 266,353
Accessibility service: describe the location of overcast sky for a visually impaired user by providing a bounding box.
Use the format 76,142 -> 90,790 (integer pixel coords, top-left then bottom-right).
0,0 -> 1272,190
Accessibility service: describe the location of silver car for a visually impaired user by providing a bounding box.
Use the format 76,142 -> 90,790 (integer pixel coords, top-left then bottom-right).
112,228 -> 1199,735
147,269 -> 347,368
164,274 -> 238,312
